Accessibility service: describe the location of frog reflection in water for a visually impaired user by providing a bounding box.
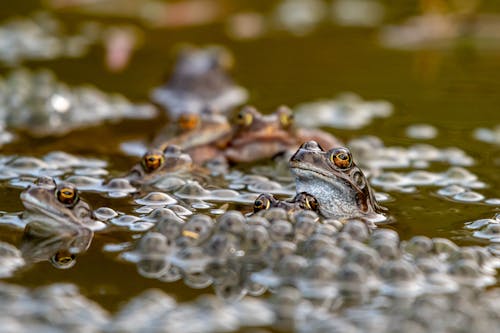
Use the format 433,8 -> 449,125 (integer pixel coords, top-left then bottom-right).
225,106 -> 342,163
253,192 -> 319,215
290,141 -> 387,221
151,46 -> 248,119
20,176 -> 95,268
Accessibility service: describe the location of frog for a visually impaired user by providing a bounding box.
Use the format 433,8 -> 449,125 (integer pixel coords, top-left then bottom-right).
253,192 -> 319,215
151,46 -> 248,120
125,144 -> 214,189
225,105 -> 342,163
20,176 -> 96,267
289,141 -> 387,221
21,176 -> 96,227
153,110 -> 233,165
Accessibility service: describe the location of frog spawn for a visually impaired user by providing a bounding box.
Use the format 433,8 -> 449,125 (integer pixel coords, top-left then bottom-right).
122,210 -> 499,307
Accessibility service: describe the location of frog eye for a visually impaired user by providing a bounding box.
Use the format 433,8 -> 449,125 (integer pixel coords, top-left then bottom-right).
304,195 -> 319,211
253,194 -> 272,213
277,106 -> 294,128
236,108 -> 254,126
329,147 -> 352,169
56,187 -> 79,206
178,113 -> 199,130
141,152 -> 164,172
51,251 -> 76,269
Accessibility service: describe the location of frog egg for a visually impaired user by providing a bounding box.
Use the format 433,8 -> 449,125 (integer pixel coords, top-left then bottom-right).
110,214 -> 141,227
379,259 -> 417,282
204,233 -> 239,258
448,259 -> 483,281
137,257 -> 168,279
343,242 -> 381,272
245,279 -> 267,297
438,167 -> 477,186
464,218 -> 495,230
302,258 -> 335,281
341,220 -> 369,242
141,208 -> 180,223
292,210 -> 320,224
436,184 -> 465,197
135,192 -> 177,206
405,124 -> 438,139
213,271 -> 246,302
216,210 -> 246,237
371,172 -> 405,187
322,218 -> 344,231
172,247 -> 210,273
313,245 -> 345,265
294,216 -> 317,242
269,219 -> 294,242
303,234 -> 336,257
337,262 -> 367,285
272,286 -> 302,319
0,242 -> 25,278
65,175 -> 103,190
404,236 -> 433,257
266,241 -> 297,266
259,207 -> 288,222
183,271 -> 213,289
105,177 -> 136,191
93,207 -> 118,221
315,223 -> 340,238
244,225 -> 271,254
371,239 -> 400,260
276,254 -> 308,278
246,216 -> 271,228
432,238 -> 459,256
181,214 -> 213,241
175,181 -> 211,198
452,191 -> 485,202
137,232 -> 170,254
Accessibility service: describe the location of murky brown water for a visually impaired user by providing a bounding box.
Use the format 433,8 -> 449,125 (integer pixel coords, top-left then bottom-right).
0,0 -> 498,317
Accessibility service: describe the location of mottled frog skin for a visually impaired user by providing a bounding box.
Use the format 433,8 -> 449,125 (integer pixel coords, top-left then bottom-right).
289,141 -> 386,220
151,46 -> 248,119
225,106 -> 342,163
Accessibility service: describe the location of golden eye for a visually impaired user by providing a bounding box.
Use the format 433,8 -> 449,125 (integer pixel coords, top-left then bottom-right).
329,147 -> 352,169
51,251 -> 76,268
277,106 -> 294,128
141,151 -> 164,172
253,194 -> 272,212
304,195 -> 319,211
56,186 -> 78,206
236,108 -> 254,126
178,114 -> 199,131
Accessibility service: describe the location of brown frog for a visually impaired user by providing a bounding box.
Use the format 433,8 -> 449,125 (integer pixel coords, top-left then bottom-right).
225,105 -> 342,163
154,111 -> 232,165
126,145 -> 195,186
20,176 -> 96,268
289,141 -> 386,221
151,46 -> 248,119
253,192 -> 319,215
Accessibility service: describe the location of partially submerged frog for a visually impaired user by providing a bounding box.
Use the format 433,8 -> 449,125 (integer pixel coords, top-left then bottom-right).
151,46 -> 248,119
21,176 -> 96,227
20,176 -> 96,267
126,144 -> 211,188
153,111 -> 232,165
253,192 -> 319,215
289,141 -> 386,221
225,106 -> 342,163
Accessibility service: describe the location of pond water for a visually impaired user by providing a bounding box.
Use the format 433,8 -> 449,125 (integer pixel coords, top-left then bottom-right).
0,0 -> 498,331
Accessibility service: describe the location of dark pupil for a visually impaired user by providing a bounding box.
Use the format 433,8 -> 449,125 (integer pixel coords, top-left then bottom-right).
338,153 -> 348,160
255,200 -> 263,207
63,190 -> 72,197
